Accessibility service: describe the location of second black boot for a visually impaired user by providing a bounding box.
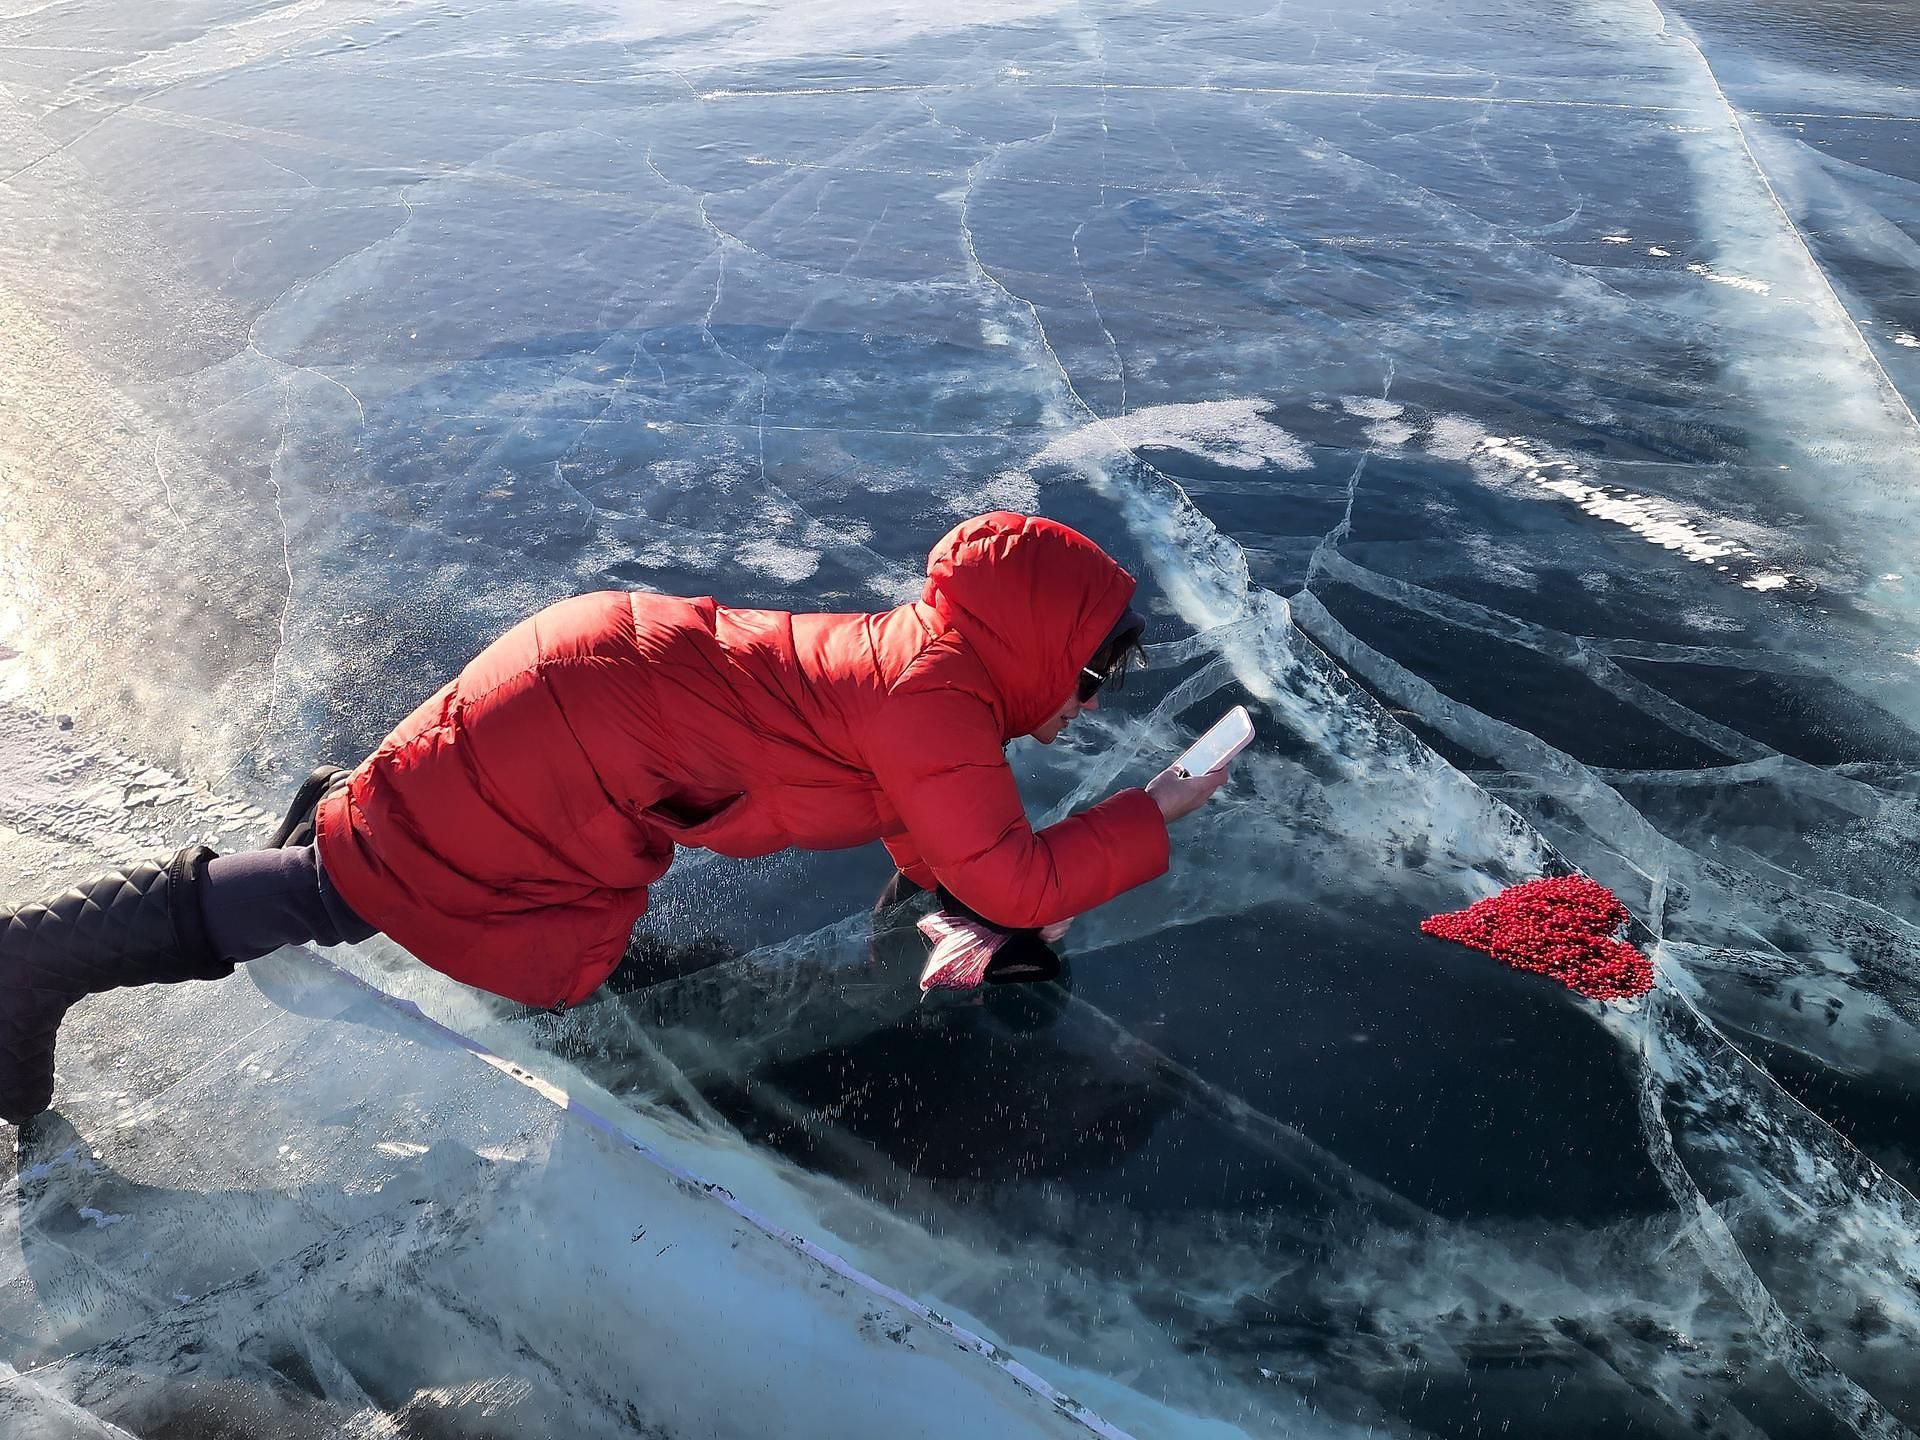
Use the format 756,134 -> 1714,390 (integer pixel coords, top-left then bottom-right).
0,846 -> 234,1126
266,764 -> 350,849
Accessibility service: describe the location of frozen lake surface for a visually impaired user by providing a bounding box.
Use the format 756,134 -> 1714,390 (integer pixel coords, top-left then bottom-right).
3,0 -> 1920,1435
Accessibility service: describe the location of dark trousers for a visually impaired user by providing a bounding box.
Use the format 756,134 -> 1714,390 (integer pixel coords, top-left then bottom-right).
199,844 -> 377,964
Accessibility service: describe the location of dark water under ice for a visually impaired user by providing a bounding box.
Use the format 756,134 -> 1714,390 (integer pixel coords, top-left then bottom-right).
3,0 -> 1920,1436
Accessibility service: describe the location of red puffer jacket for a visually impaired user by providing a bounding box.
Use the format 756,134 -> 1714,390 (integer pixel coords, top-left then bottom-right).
313,511 -> 1171,1008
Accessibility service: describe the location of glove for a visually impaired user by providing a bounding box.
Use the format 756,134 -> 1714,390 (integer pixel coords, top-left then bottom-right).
915,912 -> 1070,992
915,911 -> 1007,992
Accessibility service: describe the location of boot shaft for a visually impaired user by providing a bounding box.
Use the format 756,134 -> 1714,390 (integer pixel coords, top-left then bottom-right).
0,846 -> 233,996
1,846 -> 234,1126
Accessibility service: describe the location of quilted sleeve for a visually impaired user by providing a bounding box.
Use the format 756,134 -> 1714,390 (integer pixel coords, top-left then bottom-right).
865,687 -> 1170,929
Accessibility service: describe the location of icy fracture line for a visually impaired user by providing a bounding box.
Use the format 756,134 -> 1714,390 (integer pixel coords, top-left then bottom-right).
1299,579 -> 1920,1405
1311,548 -> 1772,763
701,79 -> 1717,118
1069,5 -> 1125,414
259,380 -> 299,737
1294,589 -> 1856,946
584,884 -> 1396,1218
618,146 -> 913,591
0,1369 -> 147,1438
237,178 -> 417,434
958,161 -> 1257,627
1652,963 -> 1920,1220
1621,990 -> 1920,1440
1303,414 -> 1381,588
148,434 -> 188,535
1644,0 -> 1920,435
959,151 -> 1567,903
301,951 -> 1142,1440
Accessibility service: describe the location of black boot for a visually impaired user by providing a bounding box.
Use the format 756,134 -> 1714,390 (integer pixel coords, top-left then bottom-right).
0,845 -> 233,1126
266,764 -> 349,849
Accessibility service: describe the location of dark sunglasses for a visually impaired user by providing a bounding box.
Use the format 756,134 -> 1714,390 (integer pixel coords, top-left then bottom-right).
1077,642 -> 1147,703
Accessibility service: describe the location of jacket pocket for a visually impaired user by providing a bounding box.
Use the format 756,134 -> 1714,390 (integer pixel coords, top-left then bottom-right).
638,789 -> 750,845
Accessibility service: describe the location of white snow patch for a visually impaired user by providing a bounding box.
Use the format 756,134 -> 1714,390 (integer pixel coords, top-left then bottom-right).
1893,332 -> 1920,349
1602,234 -> 1632,244
1339,396 -> 1404,421
582,0 -> 1074,68
1743,573 -> 1793,592
1032,399 -> 1312,473
960,468 -> 1042,515
1678,607 -> 1743,633
1423,414 -> 1489,462
76,1207 -> 128,1228
1686,262 -> 1773,296
1364,420 -> 1416,448
1648,246 -> 1672,258
0,694 -> 272,859
736,538 -> 821,583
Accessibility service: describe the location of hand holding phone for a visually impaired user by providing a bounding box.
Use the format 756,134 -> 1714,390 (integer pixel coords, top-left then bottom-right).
1172,705 -> 1254,778
1147,705 -> 1253,823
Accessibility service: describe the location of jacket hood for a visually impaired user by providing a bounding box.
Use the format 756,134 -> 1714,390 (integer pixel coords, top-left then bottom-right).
921,511 -> 1137,738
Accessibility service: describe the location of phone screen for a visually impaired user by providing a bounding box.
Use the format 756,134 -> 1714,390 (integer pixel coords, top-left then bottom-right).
1176,705 -> 1254,776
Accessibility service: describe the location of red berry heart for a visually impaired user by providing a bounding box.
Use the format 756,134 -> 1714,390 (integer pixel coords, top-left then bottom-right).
1420,875 -> 1652,1000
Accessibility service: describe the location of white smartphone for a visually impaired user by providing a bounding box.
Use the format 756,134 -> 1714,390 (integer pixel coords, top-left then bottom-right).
1173,705 -> 1254,778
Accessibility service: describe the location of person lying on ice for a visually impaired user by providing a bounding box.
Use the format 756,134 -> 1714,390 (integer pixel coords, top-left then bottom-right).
0,511 -> 1230,1125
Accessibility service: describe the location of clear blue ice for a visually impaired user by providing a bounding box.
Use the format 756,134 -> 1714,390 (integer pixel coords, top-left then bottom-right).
3,0 -> 1920,1434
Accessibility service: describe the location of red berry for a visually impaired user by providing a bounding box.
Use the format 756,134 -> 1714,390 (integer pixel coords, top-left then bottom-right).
1420,875 -> 1651,1000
